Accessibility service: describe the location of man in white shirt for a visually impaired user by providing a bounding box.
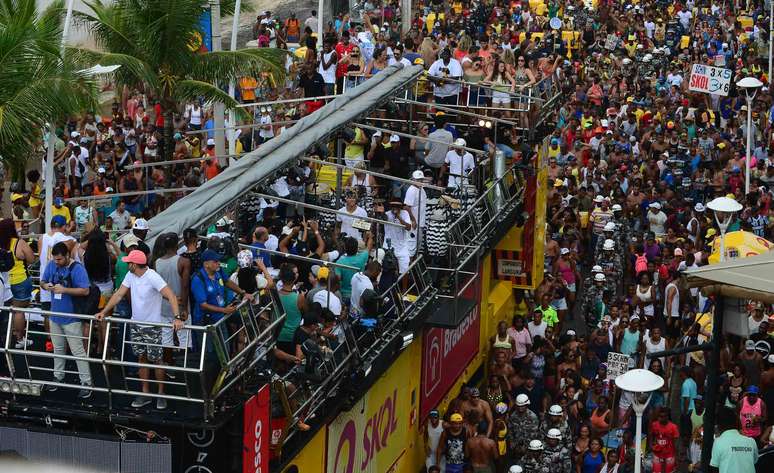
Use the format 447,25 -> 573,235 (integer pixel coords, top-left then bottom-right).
428,48 -> 463,104
404,170 -> 428,257
527,310 -> 548,339
97,250 -> 182,410
440,138 -> 476,189
647,202 -> 668,237
350,261 -> 381,318
337,192 -> 369,241
304,10 -> 318,32
383,201 -> 416,274
258,107 -> 274,143
108,200 -> 132,230
644,18 -> 656,38
677,9 -> 692,31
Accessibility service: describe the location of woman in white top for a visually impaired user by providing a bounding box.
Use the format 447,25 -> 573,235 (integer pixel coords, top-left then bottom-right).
633,272 -> 655,319
643,326 -> 667,369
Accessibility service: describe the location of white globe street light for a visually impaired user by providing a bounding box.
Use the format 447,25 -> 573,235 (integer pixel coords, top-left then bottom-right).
736,76 -> 763,195
615,369 -> 665,473
706,197 -> 743,262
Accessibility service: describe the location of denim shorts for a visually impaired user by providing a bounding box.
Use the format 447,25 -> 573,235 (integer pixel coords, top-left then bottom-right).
11,278 -> 33,302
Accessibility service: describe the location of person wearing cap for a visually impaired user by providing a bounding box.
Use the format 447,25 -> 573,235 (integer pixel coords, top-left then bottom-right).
381,199 -> 415,275
440,138 -> 475,189
37,215 -> 77,316
647,201 -> 667,238
436,411 -> 469,473
507,393 -> 539,460
522,439 -> 549,473
73,198 -> 98,235
598,239 -> 623,298
201,139 -> 220,180
740,336 -> 764,388
710,407 -> 759,473
206,216 -> 234,240
404,169 -> 428,257
51,196 -> 72,227
540,404 -> 573,453
589,196 -> 613,251
188,249 -> 253,328
65,135 -> 90,192
466,420 -> 499,472
96,249 -> 182,409
128,218 -> 151,255
428,48 -> 463,105
542,427 -> 571,473
424,408 -> 445,472
39,241 -> 94,398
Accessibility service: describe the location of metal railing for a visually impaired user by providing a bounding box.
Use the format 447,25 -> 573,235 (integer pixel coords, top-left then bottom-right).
273,255 -> 436,446
0,290 -> 282,422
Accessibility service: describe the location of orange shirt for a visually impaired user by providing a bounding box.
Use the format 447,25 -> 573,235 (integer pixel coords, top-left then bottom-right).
204,159 -> 220,180
240,77 -> 258,101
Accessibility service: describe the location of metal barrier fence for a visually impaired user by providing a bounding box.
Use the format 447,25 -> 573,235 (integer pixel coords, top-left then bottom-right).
0,290 -> 282,420
273,254 -> 436,446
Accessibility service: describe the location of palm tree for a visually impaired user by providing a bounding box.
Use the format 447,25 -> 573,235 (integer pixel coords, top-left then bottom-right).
0,0 -> 97,181
75,0 -> 286,158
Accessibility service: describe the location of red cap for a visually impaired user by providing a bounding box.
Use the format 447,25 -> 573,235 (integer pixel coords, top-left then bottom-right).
121,250 -> 147,265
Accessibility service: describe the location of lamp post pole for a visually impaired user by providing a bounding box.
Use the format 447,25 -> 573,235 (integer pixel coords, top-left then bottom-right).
745,91 -> 753,195
44,0 -> 76,234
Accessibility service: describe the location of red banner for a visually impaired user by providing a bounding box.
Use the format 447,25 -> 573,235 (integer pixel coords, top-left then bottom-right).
420,304 -> 481,420
243,385 -> 270,473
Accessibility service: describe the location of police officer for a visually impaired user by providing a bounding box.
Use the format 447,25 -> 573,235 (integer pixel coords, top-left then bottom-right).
508,394 -> 540,462
594,222 -> 617,258
522,439 -> 550,473
582,273 -> 607,329
598,239 -> 622,297
582,265 -> 603,292
542,428 -> 572,473
539,405 -> 573,452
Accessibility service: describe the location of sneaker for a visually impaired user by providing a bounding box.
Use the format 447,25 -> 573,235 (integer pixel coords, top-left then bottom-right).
43,383 -> 59,393
14,338 -> 33,349
77,387 -> 92,399
165,371 -> 176,380
131,396 -> 152,408
156,398 -> 168,410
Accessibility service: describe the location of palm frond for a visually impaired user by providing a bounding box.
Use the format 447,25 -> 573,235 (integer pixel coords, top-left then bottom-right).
193,48 -> 287,86
172,79 -> 250,121
67,47 -> 160,91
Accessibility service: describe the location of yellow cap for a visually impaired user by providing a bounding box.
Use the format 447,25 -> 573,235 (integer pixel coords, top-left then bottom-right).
725,193 -> 735,199
627,96 -> 634,103
317,266 -> 330,280
450,413 -> 463,422
717,142 -> 726,149
554,179 -> 564,188
706,228 -> 717,238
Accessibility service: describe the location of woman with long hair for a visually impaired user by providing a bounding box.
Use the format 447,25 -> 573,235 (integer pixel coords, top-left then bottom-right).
482,58 -> 516,117
81,228 -> 118,354
0,218 -> 35,348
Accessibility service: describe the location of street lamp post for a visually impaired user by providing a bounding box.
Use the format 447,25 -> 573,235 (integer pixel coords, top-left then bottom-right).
736,76 -> 763,195
615,369 -> 665,473
706,196 -> 743,262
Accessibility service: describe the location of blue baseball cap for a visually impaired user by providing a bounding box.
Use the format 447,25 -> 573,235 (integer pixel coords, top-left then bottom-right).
747,385 -> 759,395
51,215 -> 67,227
201,249 -> 222,262
54,197 -> 64,206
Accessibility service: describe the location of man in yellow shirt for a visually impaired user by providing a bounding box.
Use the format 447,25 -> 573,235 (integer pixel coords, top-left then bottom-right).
51,197 -> 72,227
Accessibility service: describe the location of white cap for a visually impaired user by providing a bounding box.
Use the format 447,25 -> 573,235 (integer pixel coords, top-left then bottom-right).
603,239 -> 615,250
594,195 -> 604,203
547,428 -> 562,439
594,273 -> 606,282
509,466 -> 524,473
560,247 -> 570,255
592,265 -> 603,272
98,167 -> 106,174
528,439 -> 544,451
132,218 -> 149,230
612,204 -> 622,211
454,138 -> 467,147
649,202 -> 662,210
566,329 -> 576,336
548,404 -> 563,416
412,170 -> 425,180
604,222 -> 616,232
389,134 -> 400,142
206,138 -> 216,146
70,131 -> 80,138
515,394 -> 530,406
216,216 -> 234,226
601,119 -> 609,128
768,354 -> 774,364
694,203 -> 705,212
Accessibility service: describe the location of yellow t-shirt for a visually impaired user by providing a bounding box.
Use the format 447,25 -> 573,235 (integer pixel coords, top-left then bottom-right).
29,183 -> 42,208
345,128 -> 366,159
51,205 -> 71,223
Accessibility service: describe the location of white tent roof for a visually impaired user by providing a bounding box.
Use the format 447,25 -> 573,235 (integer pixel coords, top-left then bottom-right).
684,250 -> 774,295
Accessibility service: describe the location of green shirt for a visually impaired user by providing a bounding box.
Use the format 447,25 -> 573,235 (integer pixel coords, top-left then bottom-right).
115,252 -> 129,290
335,251 -> 369,299
710,429 -> 758,473
537,305 -> 559,327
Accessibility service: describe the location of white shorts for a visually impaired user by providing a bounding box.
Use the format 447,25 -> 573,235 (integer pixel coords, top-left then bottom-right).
397,253 -> 410,275
551,298 -> 568,310
492,91 -> 511,104
407,234 -> 418,257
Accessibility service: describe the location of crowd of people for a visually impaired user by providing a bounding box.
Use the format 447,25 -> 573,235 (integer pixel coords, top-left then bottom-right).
1,0 -> 774,471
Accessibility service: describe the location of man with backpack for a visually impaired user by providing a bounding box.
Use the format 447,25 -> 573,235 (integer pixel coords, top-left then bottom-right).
40,242 -> 93,399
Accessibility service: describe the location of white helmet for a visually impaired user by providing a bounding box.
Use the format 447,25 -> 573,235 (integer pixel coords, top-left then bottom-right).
603,239 -> 615,250
643,53 -> 653,63
594,273 -> 606,282
549,404 -> 563,416
547,428 -> 562,440
592,265 -> 603,273
528,439 -> 544,451
604,222 -> 616,232
516,394 -> 530,406
612,204 -> 622,212
622,58 -> 632,65
509,466 -> 524,473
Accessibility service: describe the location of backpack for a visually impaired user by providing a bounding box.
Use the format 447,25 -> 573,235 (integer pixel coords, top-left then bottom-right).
0,246 -> 14,272
64,262 -> 101,315
634,254 -> 648,276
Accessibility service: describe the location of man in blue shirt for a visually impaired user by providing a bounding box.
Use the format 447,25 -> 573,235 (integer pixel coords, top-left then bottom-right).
191,250 -> 252,326
40,242 -> 92,398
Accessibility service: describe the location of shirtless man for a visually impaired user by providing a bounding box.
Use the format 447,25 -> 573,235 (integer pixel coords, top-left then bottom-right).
466,422 -> 499,473
490,350 -> 522,392
461,387 -> 494,437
